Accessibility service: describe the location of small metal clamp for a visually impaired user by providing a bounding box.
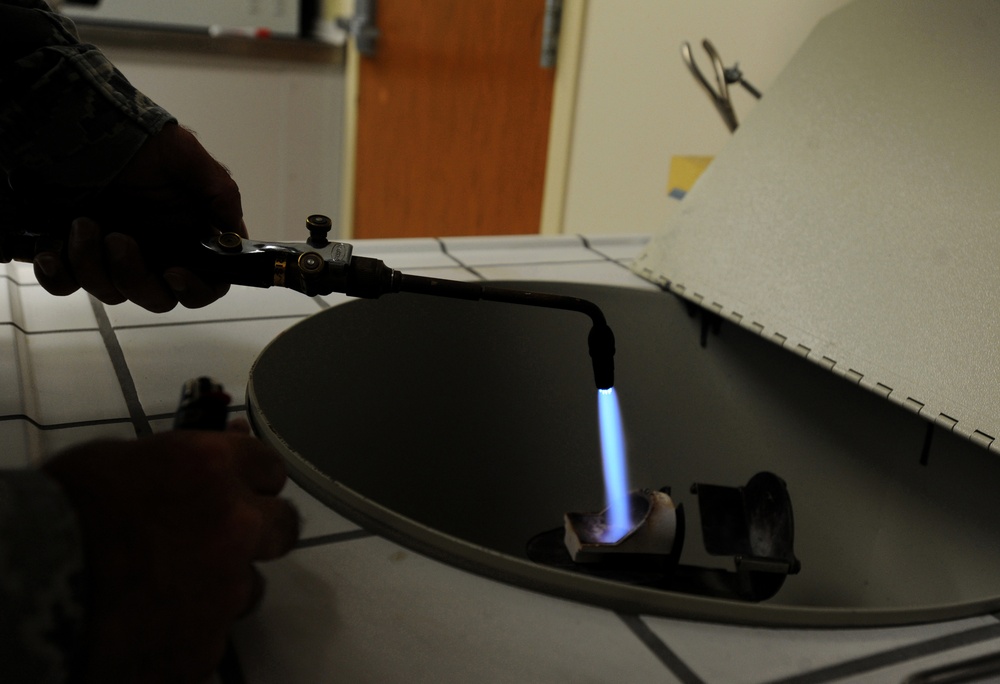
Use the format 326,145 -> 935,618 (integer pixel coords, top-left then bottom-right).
681,39 -> 762,133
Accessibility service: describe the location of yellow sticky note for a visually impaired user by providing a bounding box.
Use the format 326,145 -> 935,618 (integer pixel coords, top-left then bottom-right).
667,156 -> 714,197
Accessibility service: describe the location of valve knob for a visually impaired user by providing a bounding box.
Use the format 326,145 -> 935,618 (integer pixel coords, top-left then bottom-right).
217,232 -> 243,252
307,214 -> 332,247
298,251 -> 325,274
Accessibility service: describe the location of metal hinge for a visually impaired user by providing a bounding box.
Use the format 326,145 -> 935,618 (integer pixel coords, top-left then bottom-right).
540,0 -> 562,68
337,0 -> 379,57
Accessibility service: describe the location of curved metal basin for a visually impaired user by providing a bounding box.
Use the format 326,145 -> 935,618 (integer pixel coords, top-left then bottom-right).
247,282 -> 1000,627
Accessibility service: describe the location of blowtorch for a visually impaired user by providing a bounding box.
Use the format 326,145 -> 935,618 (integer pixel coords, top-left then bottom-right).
0,213 -> 616,389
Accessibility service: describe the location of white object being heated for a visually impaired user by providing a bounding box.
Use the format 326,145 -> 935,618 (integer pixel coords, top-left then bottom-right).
564,489 -> 679,563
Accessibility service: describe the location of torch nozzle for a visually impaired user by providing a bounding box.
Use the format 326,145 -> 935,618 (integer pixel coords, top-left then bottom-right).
588,323 -> 616,390
395,273 -> 615,389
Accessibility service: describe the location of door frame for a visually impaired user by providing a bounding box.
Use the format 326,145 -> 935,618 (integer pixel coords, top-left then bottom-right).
337,0 -> 588,239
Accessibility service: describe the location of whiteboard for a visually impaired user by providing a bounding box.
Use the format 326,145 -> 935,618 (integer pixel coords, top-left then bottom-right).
62,0 -> 301,37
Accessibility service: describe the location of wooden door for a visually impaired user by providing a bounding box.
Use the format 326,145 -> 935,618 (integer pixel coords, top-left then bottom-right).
351,0 -> 555,238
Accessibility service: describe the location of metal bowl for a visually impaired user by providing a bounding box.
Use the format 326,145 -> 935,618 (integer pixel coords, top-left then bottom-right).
248,282 -> 1000,627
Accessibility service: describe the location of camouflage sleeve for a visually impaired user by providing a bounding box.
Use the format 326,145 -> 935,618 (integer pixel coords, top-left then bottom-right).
0,469 -> 87,683
0,0 -> 176,201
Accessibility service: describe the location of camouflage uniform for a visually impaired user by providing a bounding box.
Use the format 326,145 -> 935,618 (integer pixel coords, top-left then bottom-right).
0,0 -> 175,199
0,1 -> 175,680
0,472 -> 86,682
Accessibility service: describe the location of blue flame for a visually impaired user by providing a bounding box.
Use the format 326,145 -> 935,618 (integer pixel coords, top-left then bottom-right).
597,387 -> 632,542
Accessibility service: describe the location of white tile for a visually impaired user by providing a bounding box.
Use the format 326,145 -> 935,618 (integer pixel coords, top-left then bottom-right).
641,612 -> 1000,684
314,291 -> 353,308
117,317 -> 303,417
475,260 -> 662,289
149,414 -> 360,539
0,279 -> 12,324
441,235 -> 597,267
347,238 -> 459,270
234,535 -> 677,684
20,331 -> 128,425
0,326 -> 23,417
0,419 -> 30,468
148,416 -> 182,433
16,286 -> 97,332
104,284 -> 323,328
33,422 -> 138,464
281,478 -> 361,540
3,261 -> 37,285
583,234 -> 650,261
398,266 -> 481,281
846,636 -> 1000,683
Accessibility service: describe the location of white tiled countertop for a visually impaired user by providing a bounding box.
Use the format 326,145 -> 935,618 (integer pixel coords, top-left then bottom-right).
3,234 -> 1000,683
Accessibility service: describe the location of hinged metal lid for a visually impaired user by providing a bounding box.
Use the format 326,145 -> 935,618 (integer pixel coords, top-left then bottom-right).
633,0 -> 1000,453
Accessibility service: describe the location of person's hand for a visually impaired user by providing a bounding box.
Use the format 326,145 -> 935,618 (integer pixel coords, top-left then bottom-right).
42,423 -> 299,683
33,123 -> 247,312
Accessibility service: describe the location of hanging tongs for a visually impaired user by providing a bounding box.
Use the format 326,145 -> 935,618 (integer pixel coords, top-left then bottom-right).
681,39 -> 762,133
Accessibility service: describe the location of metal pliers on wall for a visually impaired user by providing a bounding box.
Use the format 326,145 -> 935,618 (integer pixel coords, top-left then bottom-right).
681,39 -> 762,133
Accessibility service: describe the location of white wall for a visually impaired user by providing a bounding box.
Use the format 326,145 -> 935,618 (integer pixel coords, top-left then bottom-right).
94,0 -> 855,241
563,0 -> 854,235
96,47 -> 344,242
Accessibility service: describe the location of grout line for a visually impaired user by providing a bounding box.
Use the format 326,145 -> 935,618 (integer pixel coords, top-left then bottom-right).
109,312 -> 306,332
578,235 -> 649,270
578,234 -> 615,262
1,273 -> 37,288
414,240 -> 632,279
433,237 -> 465,267
446,257 -> 609,270
616,613 -> 707,684
902,650 -> 1000,684
0,408 -> 254,436
433,238 -> 607,272
294,529 -> 375,550
608,258 -> 641,274
0,413 -> 134,431
433,238 -> 486,280
1,320 -> 98,336
461,264 -> 486,280
763,621 -> 1000,684
89,296 -> 151,437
